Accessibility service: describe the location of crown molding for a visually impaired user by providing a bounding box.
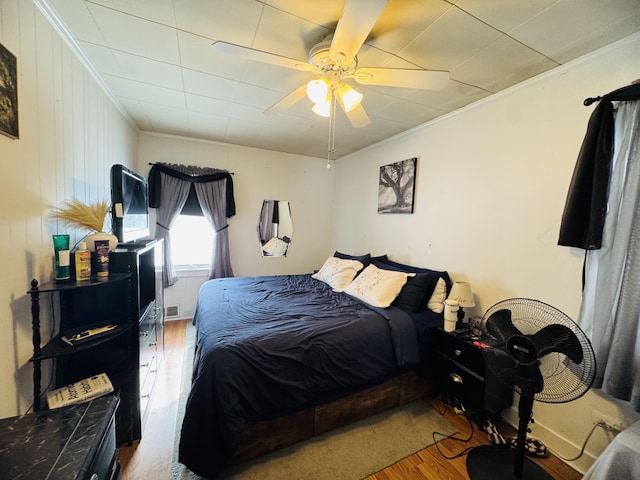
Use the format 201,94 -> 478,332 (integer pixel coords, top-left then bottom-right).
33,0 -> 138,131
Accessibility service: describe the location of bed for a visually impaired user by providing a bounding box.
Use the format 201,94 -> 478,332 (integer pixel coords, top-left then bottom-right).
178,254 -> 451,478
582,419 -> 640,479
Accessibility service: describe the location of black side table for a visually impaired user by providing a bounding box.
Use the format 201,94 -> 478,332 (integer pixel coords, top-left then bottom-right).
433,327 -> 513,416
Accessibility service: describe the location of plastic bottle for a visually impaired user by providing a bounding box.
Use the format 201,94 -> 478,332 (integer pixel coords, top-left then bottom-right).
75,241 -> 92,281
94,239 -> 110,278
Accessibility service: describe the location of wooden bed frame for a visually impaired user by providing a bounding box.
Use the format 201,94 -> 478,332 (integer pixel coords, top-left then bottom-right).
232,370 -> 437,463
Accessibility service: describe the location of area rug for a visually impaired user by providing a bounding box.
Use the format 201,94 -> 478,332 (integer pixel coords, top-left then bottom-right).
170,324 -> 456,480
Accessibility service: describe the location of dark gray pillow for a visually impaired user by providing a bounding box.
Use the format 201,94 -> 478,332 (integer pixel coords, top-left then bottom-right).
371,258 -> 451,312
334,251 -> 371,268
392,273 -> 440,312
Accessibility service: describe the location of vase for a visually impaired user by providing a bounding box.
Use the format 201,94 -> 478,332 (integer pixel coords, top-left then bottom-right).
84,231 -> 118,252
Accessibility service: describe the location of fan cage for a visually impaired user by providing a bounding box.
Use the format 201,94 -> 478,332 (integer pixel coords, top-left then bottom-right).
482,298 -> 596,404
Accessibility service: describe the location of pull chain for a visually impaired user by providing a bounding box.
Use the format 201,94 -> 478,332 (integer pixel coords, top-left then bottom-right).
327,91 -> 336,169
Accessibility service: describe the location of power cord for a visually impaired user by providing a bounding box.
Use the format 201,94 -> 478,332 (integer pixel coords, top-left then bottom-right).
550,421 -> 614,462
432,395 -> 477,459
433,396 -> 616,464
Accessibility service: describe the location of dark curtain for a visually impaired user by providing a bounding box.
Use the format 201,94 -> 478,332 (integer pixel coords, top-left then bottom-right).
558,82 -> 640,249
258,200 -> 277,244
194,181 -> 234,279
154,174 -> 191,287
148,163 -> 235,286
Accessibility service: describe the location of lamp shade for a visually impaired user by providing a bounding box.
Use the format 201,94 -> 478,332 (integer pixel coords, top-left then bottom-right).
312,99 -> 331,117
306,78 -> 329,104
337,83 -> 363,112
448,281 -> 475,308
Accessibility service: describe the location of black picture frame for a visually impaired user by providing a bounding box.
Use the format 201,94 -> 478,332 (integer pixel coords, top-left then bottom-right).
378,157 -> 417,214
0,42 -> 18,139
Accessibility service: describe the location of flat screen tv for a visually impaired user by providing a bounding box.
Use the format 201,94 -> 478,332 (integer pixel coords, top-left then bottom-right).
110,164 -> 150,243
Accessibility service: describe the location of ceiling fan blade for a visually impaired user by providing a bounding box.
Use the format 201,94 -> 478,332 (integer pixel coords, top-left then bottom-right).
264,84 -> 308,116
485,309 -> 522,345
531,324 -> 584,364
342,102 -> 371,128
330,0 -> 387,65
212,41 -> 315,72
353,67 -> 449,90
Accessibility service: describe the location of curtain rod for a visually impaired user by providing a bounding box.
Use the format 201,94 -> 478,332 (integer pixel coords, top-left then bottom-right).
148,162 -> 234,174
583,80 -> 640,106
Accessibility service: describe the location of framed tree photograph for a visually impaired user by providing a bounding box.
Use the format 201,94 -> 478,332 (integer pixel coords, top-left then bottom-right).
378,157 -> 417,214
0,42 -> 18,139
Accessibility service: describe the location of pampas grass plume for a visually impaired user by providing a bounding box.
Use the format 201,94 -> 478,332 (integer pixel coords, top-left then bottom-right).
50,199 -> 110,232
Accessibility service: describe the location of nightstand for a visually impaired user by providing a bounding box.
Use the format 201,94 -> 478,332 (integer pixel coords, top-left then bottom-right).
433,327 -> 513,416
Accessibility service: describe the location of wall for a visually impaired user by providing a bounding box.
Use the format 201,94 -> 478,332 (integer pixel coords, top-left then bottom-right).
137,133 -> 335,319
0,0 -> 138,418
333,33 -> 640,473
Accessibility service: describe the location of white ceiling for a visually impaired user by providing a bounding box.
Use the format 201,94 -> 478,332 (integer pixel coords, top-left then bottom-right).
40,0 -> 640,159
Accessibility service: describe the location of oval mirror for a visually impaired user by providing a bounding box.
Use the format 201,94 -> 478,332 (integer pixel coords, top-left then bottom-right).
257,200 -> 293,257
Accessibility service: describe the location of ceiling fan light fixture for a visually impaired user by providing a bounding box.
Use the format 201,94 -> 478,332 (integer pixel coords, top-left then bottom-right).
312,99 -> 331,117
306,78 -> 330,104
337,84 -> 363,112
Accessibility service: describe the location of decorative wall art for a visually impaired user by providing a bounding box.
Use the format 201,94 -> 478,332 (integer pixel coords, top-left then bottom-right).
378,157 -> 417,214
0,42 -> 18,139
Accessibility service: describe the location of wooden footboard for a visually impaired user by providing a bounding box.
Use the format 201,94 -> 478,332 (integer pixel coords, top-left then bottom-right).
232,371 -> 436,463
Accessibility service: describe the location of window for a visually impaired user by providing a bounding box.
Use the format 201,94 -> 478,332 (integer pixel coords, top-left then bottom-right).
170,215 -> 214,267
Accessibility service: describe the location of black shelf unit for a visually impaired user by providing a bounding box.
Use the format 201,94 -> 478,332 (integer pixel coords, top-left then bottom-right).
28,273 -> 137,444
36,324 -> 131,360
28,239 -> 164,446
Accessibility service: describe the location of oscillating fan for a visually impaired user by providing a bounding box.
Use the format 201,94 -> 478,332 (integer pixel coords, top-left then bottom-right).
466,298 -> 596,480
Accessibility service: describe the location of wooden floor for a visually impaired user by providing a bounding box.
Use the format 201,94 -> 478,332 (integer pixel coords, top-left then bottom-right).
365,397 -> 582,480
117,319 -> 187,480
118,319 -> 582,480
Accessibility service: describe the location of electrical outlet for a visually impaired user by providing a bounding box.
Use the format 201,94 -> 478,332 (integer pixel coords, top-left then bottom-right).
592,410 -> 623,432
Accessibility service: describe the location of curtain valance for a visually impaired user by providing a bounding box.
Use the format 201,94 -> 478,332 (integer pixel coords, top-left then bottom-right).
148,163 -> 236,218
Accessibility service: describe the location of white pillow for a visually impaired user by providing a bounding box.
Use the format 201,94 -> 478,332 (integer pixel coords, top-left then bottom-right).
262,237 -> 288,256
427,277 -> 447,313
312,256 -> 364,291
343,264 -> 415,308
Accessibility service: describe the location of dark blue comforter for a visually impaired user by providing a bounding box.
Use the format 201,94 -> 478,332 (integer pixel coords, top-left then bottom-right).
178,274 -> 442,478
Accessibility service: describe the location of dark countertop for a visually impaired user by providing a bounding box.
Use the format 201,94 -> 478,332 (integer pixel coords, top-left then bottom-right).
0,395 -> 119,479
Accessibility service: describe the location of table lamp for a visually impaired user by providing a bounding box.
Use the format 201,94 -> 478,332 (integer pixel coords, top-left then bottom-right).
447,281 -> 475,326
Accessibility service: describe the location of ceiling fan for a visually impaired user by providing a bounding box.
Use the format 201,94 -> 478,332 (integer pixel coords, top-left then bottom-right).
211,0 -> 449,128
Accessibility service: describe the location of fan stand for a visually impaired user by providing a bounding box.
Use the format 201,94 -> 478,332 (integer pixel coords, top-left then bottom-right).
466,394 -> 553,480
